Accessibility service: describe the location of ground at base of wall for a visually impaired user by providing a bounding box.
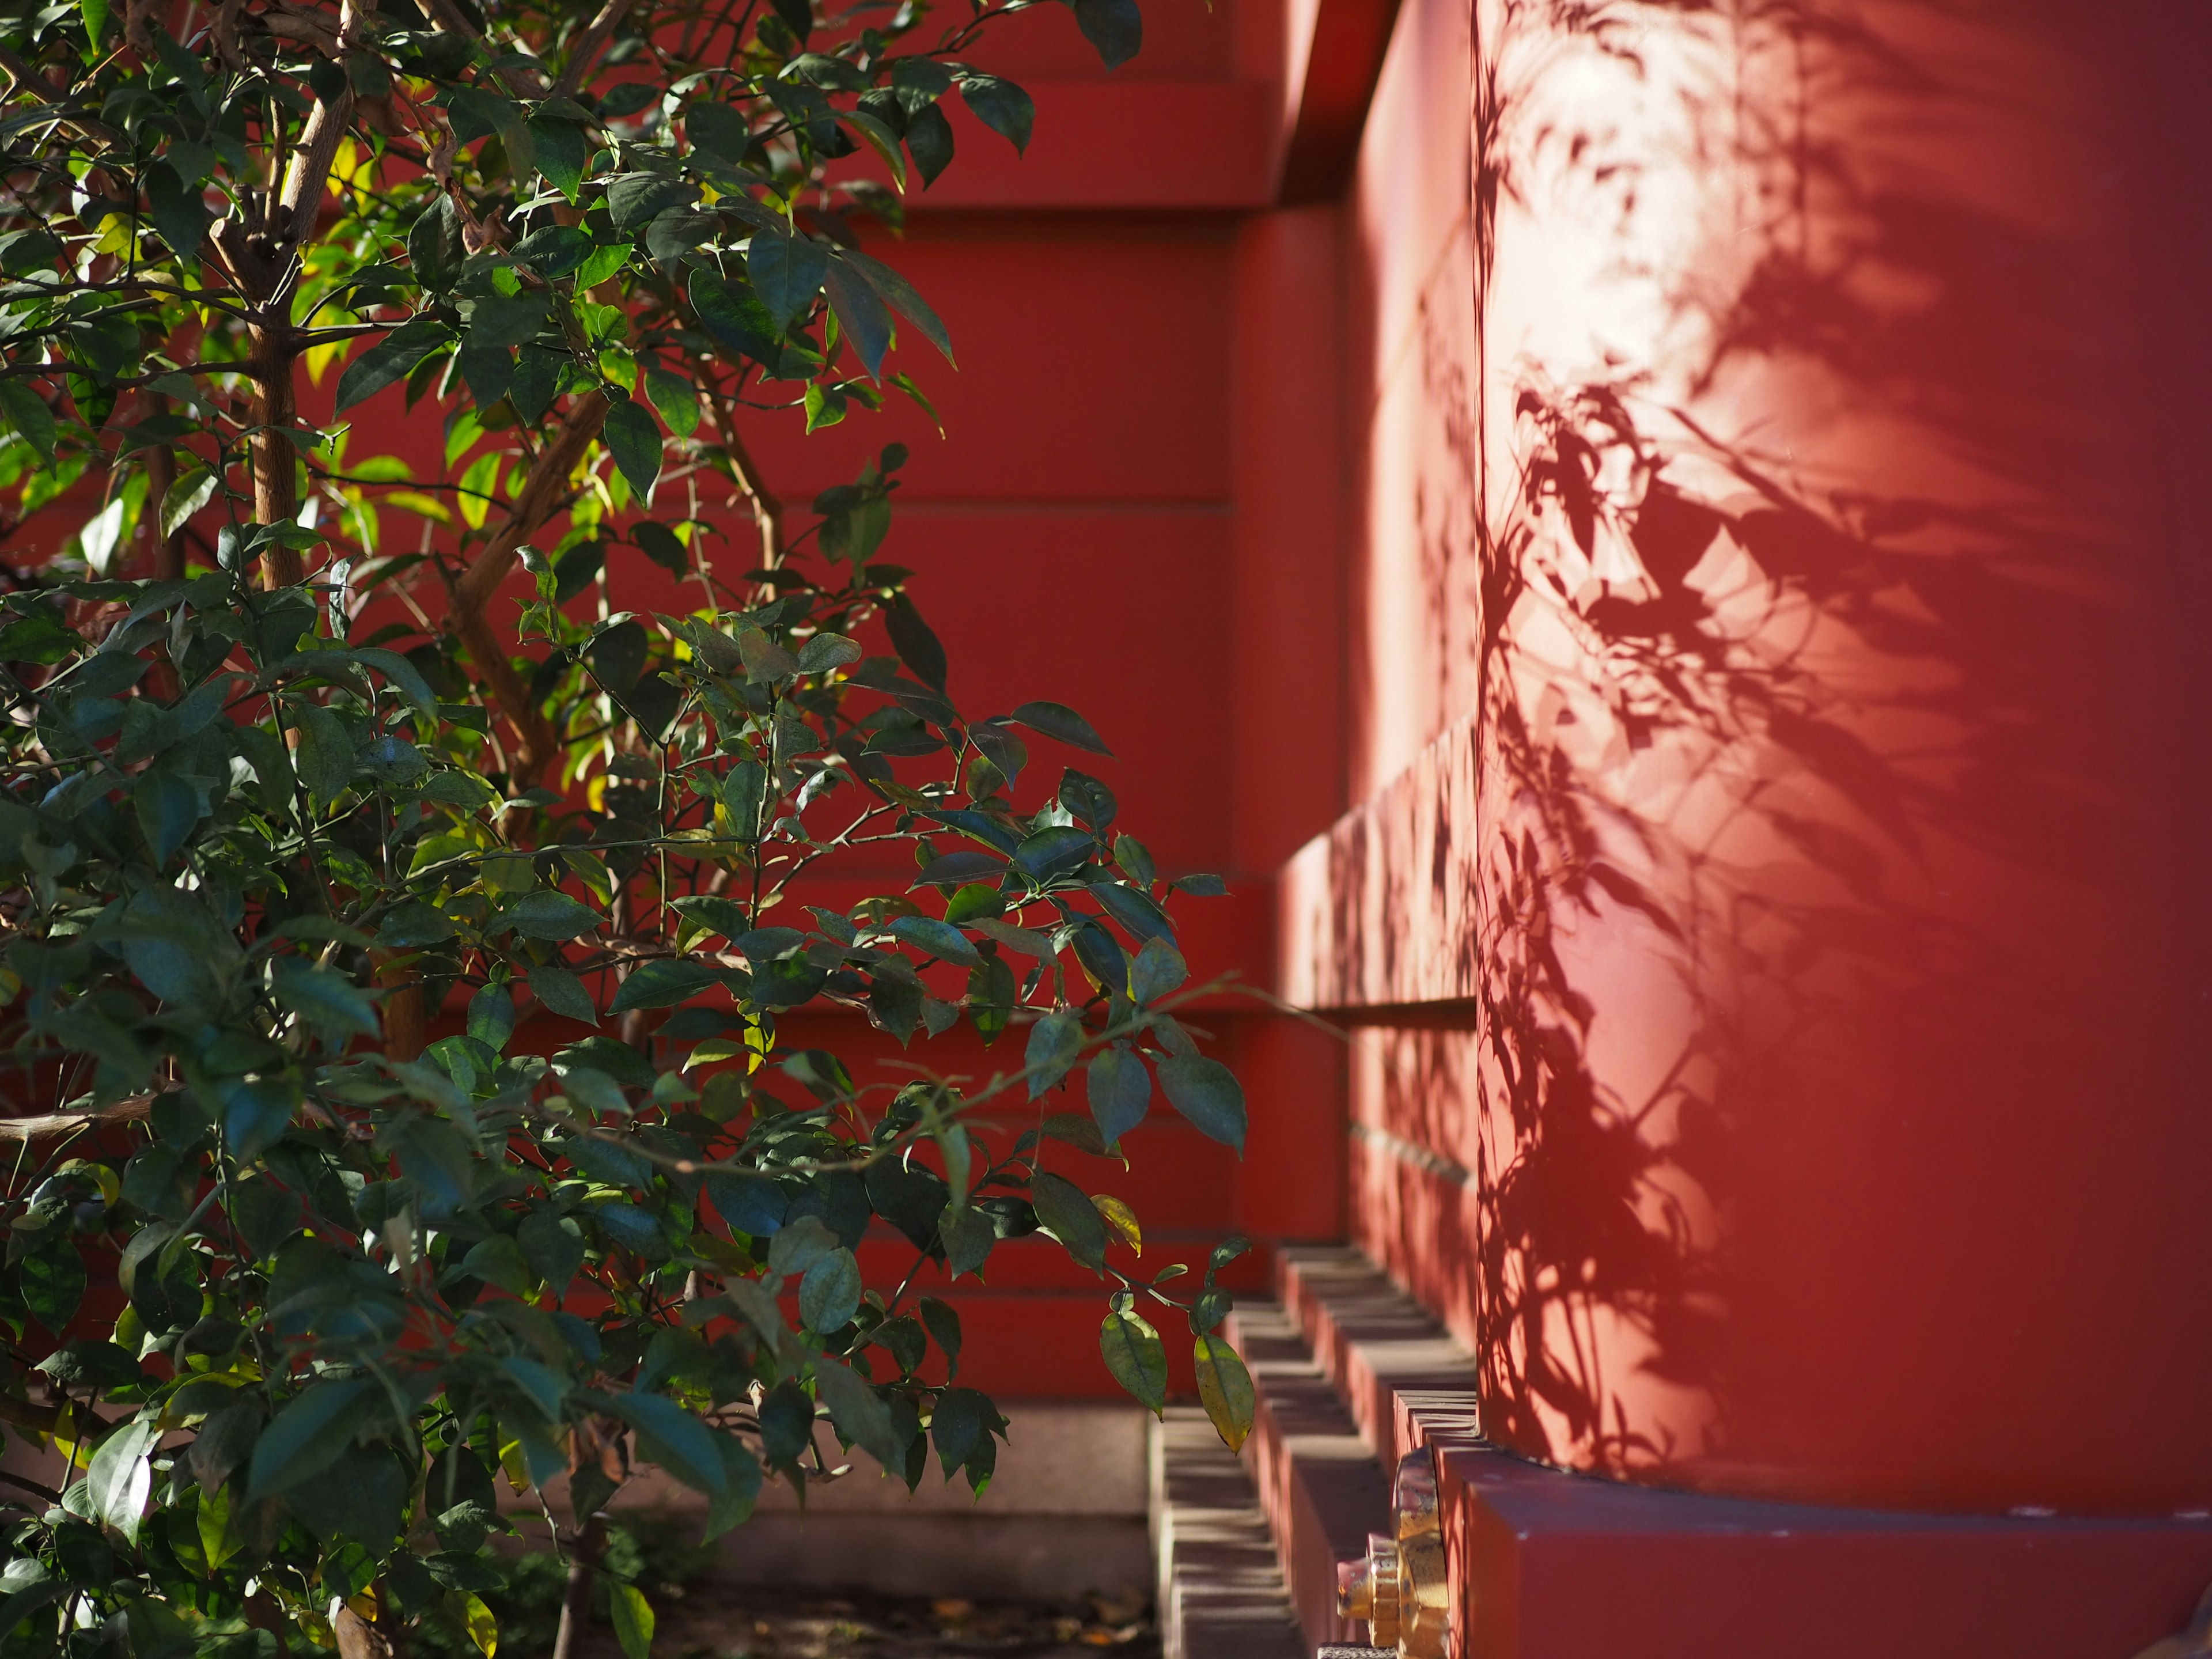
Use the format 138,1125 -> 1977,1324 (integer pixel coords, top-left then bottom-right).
548,1584 -> 1159,1659
464,1575 -> 1159,1659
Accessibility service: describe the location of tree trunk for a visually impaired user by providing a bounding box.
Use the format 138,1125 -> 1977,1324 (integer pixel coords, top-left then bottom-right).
378,956 -> 425,1062
139,396 -> 186,582
551,1512 -> 605,1659
248,317 -> 304,589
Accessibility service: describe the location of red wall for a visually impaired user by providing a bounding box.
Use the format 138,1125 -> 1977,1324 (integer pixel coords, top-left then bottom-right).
576,1 -> 1350,1396
1286,0 -> 2212,1520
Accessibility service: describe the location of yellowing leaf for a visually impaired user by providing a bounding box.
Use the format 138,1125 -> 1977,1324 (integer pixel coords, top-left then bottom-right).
1194,1333 -> 1255,1453
385,490 -> 454,525
459,452 -> 502,531
497,1434 -> 531,1494
463,1592 -> 498,1657
1090,1194 -> 1141,1256
305,338 -> 348,387
610,1582 -> 654,1659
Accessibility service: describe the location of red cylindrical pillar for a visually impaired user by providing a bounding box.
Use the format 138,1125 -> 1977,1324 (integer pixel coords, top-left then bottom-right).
1294,0 -> 2212,1517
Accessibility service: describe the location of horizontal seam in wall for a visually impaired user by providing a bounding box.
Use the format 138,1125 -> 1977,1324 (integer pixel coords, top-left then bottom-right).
889,499 -> 1234,516
1349,1119 -> 1472,1188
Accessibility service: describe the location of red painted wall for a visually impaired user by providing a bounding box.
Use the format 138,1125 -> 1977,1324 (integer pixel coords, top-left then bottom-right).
545,1 -> 1349,1396
1286,0 -> 2212,1521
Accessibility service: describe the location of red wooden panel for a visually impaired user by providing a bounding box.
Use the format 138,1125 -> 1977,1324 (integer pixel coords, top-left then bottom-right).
743,222 -> 1236,503
840,83 -> 1273,211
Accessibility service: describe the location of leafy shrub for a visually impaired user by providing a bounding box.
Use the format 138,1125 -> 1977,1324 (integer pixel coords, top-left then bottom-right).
0,0 -> 1254,1647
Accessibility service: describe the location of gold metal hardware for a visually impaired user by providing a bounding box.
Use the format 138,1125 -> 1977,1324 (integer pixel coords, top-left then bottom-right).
1333,1449 -> 1453,1659
1334,1533 -> 1402,1649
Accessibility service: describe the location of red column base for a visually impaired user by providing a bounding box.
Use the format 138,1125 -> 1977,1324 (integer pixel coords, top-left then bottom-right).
1246,1248 -> 2212,1659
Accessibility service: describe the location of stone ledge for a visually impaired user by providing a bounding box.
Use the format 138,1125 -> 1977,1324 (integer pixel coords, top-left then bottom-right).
1150,1408 -> 1306,1659
1229,1300 -> 1390,1650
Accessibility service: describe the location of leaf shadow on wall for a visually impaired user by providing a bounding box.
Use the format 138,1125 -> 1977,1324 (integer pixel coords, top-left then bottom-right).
1352,0 -> 2174,1490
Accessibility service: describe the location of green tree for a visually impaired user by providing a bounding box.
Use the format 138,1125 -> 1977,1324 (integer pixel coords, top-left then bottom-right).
0,0 -> 1253,1647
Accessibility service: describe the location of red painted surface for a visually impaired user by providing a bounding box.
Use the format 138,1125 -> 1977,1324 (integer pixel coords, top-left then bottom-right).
1282,0 -> 2212,1540
396,2 -> 1348,1399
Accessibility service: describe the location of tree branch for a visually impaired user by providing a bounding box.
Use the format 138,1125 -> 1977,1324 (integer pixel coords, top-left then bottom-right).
448,389 -> 611,780
553,0 -> 635,98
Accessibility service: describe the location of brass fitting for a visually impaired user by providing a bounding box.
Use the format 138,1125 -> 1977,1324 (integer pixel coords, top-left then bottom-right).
1335,1533 -> 1402,1649
1333,1449 -> 1454,1659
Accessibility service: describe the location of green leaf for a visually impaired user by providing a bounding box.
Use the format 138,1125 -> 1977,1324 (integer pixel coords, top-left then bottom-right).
813,1359 -> 907,1468
409,196 -> 465,293
1028,1172 -> 1107,1271
1073,0 -> 1142,68
576,241 -> 631,290
956,71 -> 1034,153
514,224 -> 593,278
608,1392 -> 728,1495
904,103 -> 954,187
529,964 -> 599,1025
918,1297 -> 961,1377
529,115 -> 588,201
246,1378 -> 372,1499
271,957 -> 380,1039
1194,1333 -> 1255,1452
132,767 -> 202,866
704,1434 -> 764,1540
798,1247 -> 862,1332
929,1386 -> 1003,1479
1158,1055 -> 1247,1155
888,915 -> 980,968
747,232 -> 828,337
146,162 -> 210,259
643,368 -> 700,438
1099,1309 -> 1166,1415
79,0 -> 107,51
1010,700 -> 1111,755
609,957 -> 717,1012
518,1207 -> 586,1290
611,1582 -> 654,1659
468,291 -> 547,351
1087,1046 -> 1150,1145
378,901 -> 459,948
1014,826 -> 1094,885
291,702 -> 354,801
603,397 -> 663,500
841,249 -> 953,366
461,1233 -> 530,1295
1024,1009 -> 1082,1100
85,1419 -> 159,1543
885,594 -> 945,690
823,257 -> 893,380
0,1582 -> 66,1647
608,173 -> 699,232
1128,935 -> 1187,1006
938,1203 -> 994,1278
19,1241 -> 84,1332
335,317 -> 454,412
500,889 -> 604,940
160,464 -> 218,540
0,381 -> 55,463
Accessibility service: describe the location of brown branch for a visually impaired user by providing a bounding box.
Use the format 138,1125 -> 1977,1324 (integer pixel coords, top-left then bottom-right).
448,390 -> 610,781
0,1394 -> 63,1435
0,1469 -> 59,1503
419,0 -> 549,99
708,392 -> 781,566
0,1093 -> 155,1142
0,43 -> 123,149
552,0 -> 635,98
